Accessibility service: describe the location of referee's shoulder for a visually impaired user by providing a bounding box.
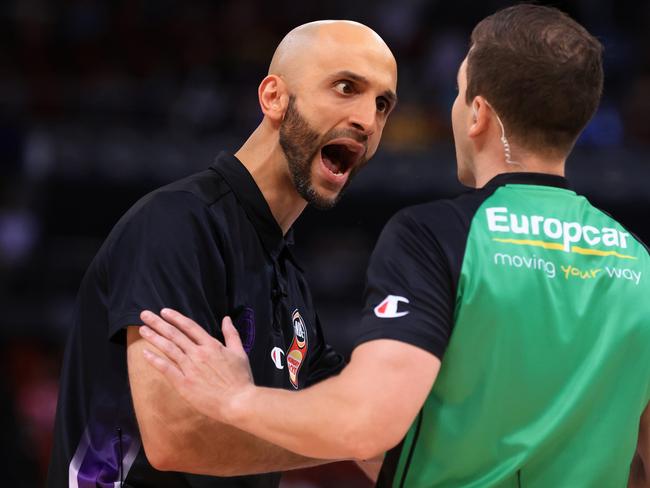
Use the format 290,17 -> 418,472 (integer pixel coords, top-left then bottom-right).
388,189 -> 482,234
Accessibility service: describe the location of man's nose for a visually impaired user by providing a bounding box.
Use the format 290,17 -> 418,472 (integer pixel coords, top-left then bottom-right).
347,96 -> 378,136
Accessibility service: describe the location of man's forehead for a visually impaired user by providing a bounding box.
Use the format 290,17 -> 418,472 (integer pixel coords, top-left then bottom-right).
310,40 -> 397,86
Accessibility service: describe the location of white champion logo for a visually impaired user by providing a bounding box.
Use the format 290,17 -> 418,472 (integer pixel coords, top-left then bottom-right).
374,295 -> 410,318
271,347 -> 285,369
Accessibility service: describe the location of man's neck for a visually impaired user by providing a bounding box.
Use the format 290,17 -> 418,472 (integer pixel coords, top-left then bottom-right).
235,124 -> 307,235
472,150 -> 566,188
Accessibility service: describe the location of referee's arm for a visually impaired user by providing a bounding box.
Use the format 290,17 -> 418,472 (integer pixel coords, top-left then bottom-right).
127,326 -> 334,475
629,401 -> 650,487
138,309 -> 442,461
228,338 -> 441,460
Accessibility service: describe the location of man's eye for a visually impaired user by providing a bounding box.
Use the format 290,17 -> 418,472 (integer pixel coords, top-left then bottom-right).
334,81 -> 354,94
376,98 -> 389,113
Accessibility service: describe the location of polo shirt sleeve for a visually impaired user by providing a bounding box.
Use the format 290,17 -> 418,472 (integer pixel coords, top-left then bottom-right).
104,191 -> 226,342
354,209 -> 454,360
304,314 -> 346,387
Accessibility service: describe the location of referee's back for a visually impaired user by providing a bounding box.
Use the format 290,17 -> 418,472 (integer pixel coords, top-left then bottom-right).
389,177 -> 650,487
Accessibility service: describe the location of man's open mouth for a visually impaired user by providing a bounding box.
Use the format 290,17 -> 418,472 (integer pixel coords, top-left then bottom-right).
320,140 -> 365,176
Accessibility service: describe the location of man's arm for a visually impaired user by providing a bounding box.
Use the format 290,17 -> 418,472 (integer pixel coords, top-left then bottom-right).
139,309 -> 441,460
127,326 -> 331,475
629,401 -> 650,487
104,192 -> 334,474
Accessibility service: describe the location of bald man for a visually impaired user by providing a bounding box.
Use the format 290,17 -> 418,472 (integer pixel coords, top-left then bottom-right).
47,20 -> 397,488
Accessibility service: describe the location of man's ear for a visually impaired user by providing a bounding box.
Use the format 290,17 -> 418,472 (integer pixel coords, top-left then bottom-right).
468,96 -> 489,139
258,75 -> 289,123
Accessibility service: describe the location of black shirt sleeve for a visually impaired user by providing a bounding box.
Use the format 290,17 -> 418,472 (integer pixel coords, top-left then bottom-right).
354,208 -> 455,359
104,190 -> 226,342
304,314 -> 346,387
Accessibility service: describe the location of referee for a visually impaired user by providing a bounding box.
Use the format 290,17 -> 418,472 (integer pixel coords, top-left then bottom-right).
47,21 -> 397,487
139,5 -> 650,487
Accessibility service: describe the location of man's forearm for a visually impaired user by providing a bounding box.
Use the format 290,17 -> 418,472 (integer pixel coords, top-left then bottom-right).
220,341 -> 437,461
228,368 -> 388,460
160,415 -> 329,476
136,314 -> 438,464
134,311 -> 366,462
128,327 -> 331,475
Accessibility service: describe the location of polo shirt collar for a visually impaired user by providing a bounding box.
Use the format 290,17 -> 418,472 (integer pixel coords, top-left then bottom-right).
484,172 -> 571,190
210,152 -> 293,260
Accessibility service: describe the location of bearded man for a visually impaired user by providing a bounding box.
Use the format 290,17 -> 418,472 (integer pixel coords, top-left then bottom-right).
47,20 -> 397,488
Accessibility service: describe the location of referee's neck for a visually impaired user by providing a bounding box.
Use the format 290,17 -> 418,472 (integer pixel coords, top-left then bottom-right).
472,153 -> 566,189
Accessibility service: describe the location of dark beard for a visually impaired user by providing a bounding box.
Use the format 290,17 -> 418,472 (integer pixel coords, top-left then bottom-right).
279,96 -> 366,210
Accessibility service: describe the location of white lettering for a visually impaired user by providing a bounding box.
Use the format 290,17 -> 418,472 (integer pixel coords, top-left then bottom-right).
619,232 -> 630,249
543,218 -> 562,239
485,208 -> 631,253
562,222 -> 582,252
545,261 -> 556,278
605,267 -> 641,285
582,225 -> 601,245
486,207 -> 510,232
602,228 -> 619,247
494,252 -> 556,279
510,214 -> 529,234
530,216 -> 544,235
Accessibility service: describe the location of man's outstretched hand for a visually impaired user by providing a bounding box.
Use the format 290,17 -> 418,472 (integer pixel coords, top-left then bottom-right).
139,308 -> 255,424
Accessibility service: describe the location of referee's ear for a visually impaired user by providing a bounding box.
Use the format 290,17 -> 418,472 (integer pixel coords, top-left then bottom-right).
258,75 -> 289,124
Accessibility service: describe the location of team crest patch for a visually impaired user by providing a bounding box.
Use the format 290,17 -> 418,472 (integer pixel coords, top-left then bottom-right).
233,307 -> 255,355
287,309 -> 308,389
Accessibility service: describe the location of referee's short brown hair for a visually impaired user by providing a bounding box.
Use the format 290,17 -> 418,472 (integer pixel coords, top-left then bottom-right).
466,4 -> 604,156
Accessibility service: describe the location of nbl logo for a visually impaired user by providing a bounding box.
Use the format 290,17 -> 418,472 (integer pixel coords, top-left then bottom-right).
287,309 -> 308,389
292,310 -> 307,349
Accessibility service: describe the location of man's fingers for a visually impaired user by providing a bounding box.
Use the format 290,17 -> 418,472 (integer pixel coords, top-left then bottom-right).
139,325 -> 188,368
160,308 -> 212,345
142,348 -> 185,387
222,316 -> 246,356
140,310 -> 196,353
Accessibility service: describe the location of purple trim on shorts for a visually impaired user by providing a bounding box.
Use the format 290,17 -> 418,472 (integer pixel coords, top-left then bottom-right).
69,426 -> 141,488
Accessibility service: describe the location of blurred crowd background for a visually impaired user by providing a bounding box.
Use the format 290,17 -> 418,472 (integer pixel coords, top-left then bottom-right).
1,0 -> 648,486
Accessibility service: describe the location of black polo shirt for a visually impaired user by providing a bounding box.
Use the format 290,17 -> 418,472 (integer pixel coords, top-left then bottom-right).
48,152 -> 345,488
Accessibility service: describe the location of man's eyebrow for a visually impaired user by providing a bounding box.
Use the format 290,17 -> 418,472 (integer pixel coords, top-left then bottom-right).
332,70 -> 398,105
333,70 -> 368,84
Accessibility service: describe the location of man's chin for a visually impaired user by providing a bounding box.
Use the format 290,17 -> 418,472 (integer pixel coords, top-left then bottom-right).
301,186 -> 342,210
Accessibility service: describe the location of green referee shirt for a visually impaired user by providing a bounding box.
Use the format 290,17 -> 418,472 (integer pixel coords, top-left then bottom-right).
356,172 -> 650,487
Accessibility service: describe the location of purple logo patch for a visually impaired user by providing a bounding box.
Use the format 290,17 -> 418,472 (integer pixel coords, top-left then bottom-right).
234,307 -> 255,355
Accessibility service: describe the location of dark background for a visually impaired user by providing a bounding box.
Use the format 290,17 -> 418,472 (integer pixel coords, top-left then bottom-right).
1,0 -> 648,486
